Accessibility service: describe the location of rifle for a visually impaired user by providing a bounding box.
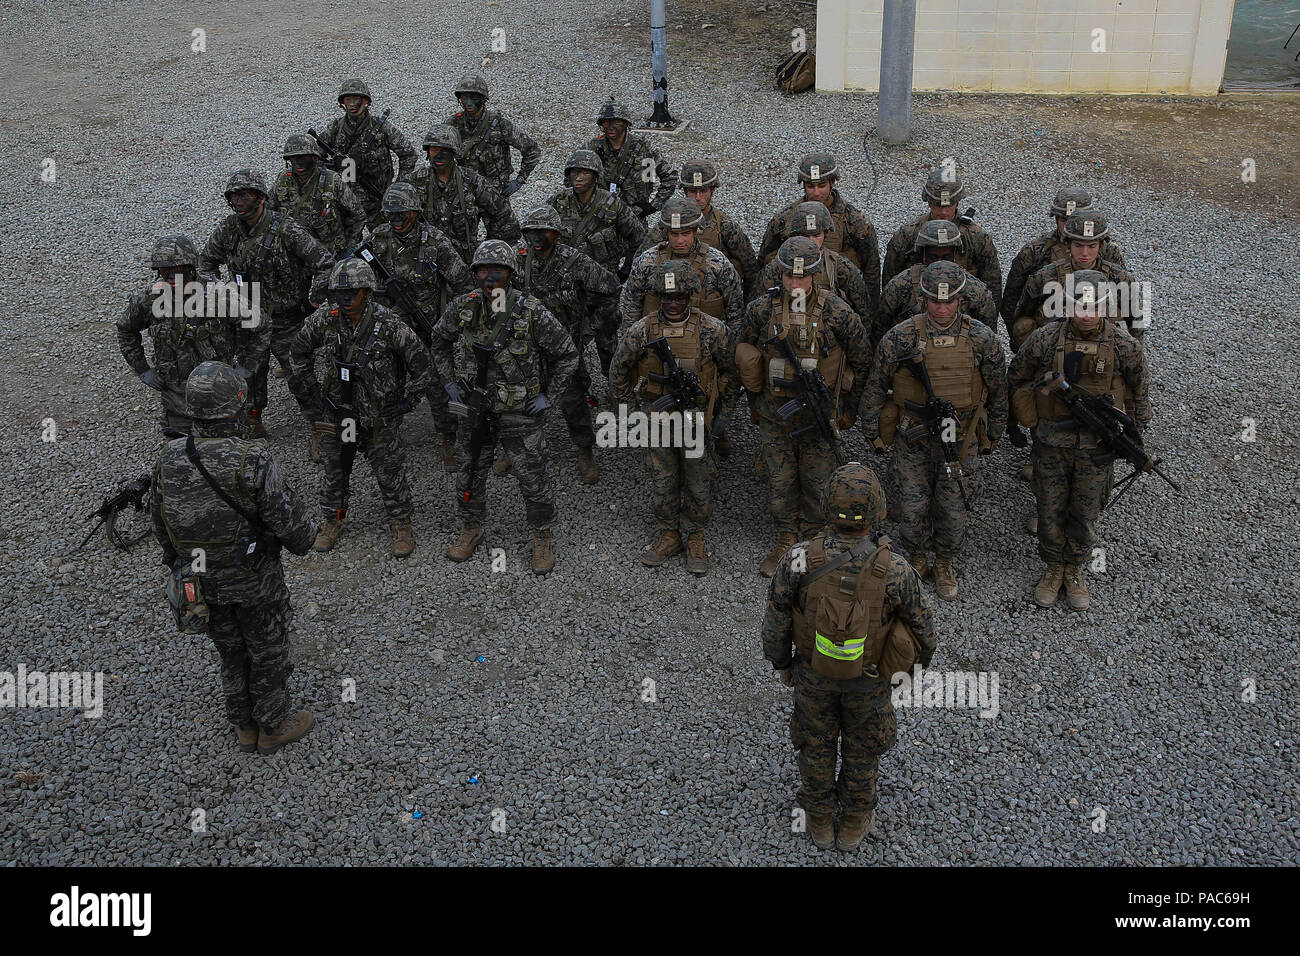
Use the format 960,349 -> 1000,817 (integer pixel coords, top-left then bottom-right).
448,343 -> 500,502
763,323 -> 845,465
645,337 -> 706,413
81,474 -> 152,550
901,353 -> 970,510
355,243 -> 434,339
1035,352 -> 1180,509
308,112 -> 390,200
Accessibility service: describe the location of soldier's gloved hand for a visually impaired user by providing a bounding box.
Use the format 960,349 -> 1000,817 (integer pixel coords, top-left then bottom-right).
139,368 -> 163,391
778,666 -> 794,688
871,436 -> 888,455
1008,425 -> 1027,449
504,178 -> 523,197
836,411 -> 857,431
381,398 -> 414,419
445,383 -> 463,404
233,364 -> 252,381
525,394 -> 551,415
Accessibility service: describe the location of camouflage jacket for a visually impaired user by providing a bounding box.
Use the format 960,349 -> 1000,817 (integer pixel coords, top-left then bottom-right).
199,208 -> 334,318
619,241 -> 745,329
548,187 -> 646,273
514,242 -> 620,336
609,307 -> 742,426
639,205 -> 760,299
880,264 -> 997,344
320,110 -> 419,206
1008,317 -> 1151,449
268,167 -> 366,256
1002,229 -> 1127,326
763,528 -> 937,674
587,132 -> 677,217
366,220 -> 474,338
151,419 -> 318,603
289,300 -> 433,430
447,108 -> 541,191
759,189 -> 882,314
862,311 -> 1008,443
431,288 -> 578,414
1014,256 -> 1139,330
757,247 -> 873,334
403,162 -> 521,264
118,282 -> 270,418
736,288 -> 873,421
883,213 -> 1003,310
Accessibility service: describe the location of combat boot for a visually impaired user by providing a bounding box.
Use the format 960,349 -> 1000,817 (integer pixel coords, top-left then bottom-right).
440,433 -> 457,473
235,723 -> 258,754
258,710 -> 313,756
1034,564 -> 1064,607
685,531 -> 709,576
908,552 -> 929,578
933,556 -> 958,601
493,448 -> 512,475
807,812 -> 835,850
836,810 -> 874,851
714,432 -> 732,459
1064,564 -> 1090,611
641,530 -> 683,567
249,411 -> 268,439
531,529 -> 555,575
391,518 -> 415,558
577,447 -> 600,484
314,516 -> 344,552
447,525 -> 484,562
760,532 -> 799,577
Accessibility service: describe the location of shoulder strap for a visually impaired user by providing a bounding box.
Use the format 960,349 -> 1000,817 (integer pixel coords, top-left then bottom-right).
797,535 -> 884,598
184,436 -> 263,530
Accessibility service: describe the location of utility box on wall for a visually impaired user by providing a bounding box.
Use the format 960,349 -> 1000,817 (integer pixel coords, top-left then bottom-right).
816,0 -> 1235,95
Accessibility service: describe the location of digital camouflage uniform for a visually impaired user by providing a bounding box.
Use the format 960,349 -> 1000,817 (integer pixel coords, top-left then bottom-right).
269,166 -> 366,256
620,239 -> 746,331
319,109 -> 419,224
405,160 -> 521,265
289,298 -> 433,522
199,197 -> 335,416
587,134 -> 676,220
1012,255 -> 1139,353
883,213 -> 1002,309
448,107 -> 541,194
880,264 -> 997,344
431,286 -> 578,530
150,368 -> 318,732
640,205 -> 759,300
758,249 -> 872,336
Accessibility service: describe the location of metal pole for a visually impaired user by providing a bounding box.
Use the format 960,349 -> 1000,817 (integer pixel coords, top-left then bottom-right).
649,0 -> 675,126
877,0 -> 916,144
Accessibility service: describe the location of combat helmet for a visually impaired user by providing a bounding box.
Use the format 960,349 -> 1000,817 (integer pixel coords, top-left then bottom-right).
338,79 -> 372,103
791,201 -> 835,236
423,124 -> 462,153
185,361 -> 247,421
564,149 -> 604,175
454,74 -> 490,98
1050,186 -> 1093,219
922,168 -> 965,207
151,234 -> 199,270
382,182 -> 422,214
797,152 -> 837,184
660,196 -> 703,231
224,168 -> 268,198
472,239 -> 518,272
913,219 -> 965,253
680,159 -> 718,190
653,259 -> 702,297
595,96 -> 634,124
1065,269 -> 1115,311
328,258 -> 377,291
918,261 -> 967,302
776,236 -> 823,276
1062,210 -> 1109,242
521,205 -> 563,233
825,461 -> 887,532
282,134 -> 323,159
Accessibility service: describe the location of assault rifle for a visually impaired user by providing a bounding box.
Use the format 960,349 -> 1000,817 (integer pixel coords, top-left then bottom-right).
645,337 -> 705,413
355,244 -> 434,340
1035,351 -> 1180,509
902,353 -> 970,510
81,474 -> 152,550
448,342 -> 501,503
307,112 -> 390,200
763,323 -> 845,465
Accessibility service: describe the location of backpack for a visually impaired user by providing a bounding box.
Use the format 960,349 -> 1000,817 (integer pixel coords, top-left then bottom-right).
776,50 -> 816,96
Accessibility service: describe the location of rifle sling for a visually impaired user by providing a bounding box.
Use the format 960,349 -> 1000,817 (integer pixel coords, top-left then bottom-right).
796,536 -> 885,603
183,436 -> 266,539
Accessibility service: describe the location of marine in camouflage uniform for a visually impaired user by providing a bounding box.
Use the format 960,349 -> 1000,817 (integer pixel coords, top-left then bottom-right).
514,204 -> 620,483
862,261 -> 1008,601
431,240 -> 579,574
758,152 -> 882,319
1008,270 -> 1151,611
610,260 -> 741,575
270,134 -> 366,256
403,124 -> 521,266
881,169 -> 1002,311
548,149 -> 646,377
118,235 -> 269,433
445,73 -> 541,196
638,159 -> 759,300
364,181 -> 475,470
620,196 -> 745,330
199,168 -> 335,433
879,219 -> 997,343
289,259 -> 434,558
763,463 -> 937,850
150,362 -> 318,754
1001,186 -> 1127,335
588,96 -> 677,222
317,78 -> 419,226
734,237 -> 873,575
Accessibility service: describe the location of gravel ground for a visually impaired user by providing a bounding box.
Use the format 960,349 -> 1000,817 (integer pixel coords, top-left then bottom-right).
1,0 -> 1297,866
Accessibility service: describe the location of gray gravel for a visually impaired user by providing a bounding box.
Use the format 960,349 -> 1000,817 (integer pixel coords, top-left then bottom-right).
0,0 -> 1297,866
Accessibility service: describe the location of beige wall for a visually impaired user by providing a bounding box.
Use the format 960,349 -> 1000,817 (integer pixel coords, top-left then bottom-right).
816,0 -> 1235,95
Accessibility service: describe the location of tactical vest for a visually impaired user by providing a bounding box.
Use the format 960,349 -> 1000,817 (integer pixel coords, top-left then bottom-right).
151,301 -> 234,384
455,292 -> 544,408
822,210 -> 861,270
456,111 -> 510,182
520,246 -> 581,327
159,438 -> 264,571
762,290 -> 847,410
635,309 -> 721,423
230,212 -> 291,310
423,167 -> 478,250
792,536 -> 892,680
554,191 -> 622,269
641,244 -> 726,320
1037,319 -> 1128,421
274,170 -> 347,254
891,313 -> 985,421
698,207 -> 745,280
814,250 -> 841,300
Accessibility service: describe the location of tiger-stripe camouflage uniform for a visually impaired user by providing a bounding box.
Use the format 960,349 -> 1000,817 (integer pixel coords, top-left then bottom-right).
271,134 -> 366,256
447,74 -> 541,195
319,79 -> 419,226
589,96 -> 677,220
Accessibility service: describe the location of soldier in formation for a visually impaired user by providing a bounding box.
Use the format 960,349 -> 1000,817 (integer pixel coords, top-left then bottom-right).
271,134 -> 366,257
445,73 -> 541,197
316,79 -> 419,226
879,219 -> 998,344
588,96 -> 677,229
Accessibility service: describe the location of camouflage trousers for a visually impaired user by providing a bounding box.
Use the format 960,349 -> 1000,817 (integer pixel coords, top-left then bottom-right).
456,410 -> 555,529
591,298 -> 621,380
759,412 -> 843,537
1032,441 -> 1112,565
894,430 -> 979,557
414,331 -> 459,437
791,659 -> 898,815
256,306 -> 318,416
319,422 -> 413,520
647,432 -> 716,534
557,332 -> 596,451
208,589 -> 294,731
